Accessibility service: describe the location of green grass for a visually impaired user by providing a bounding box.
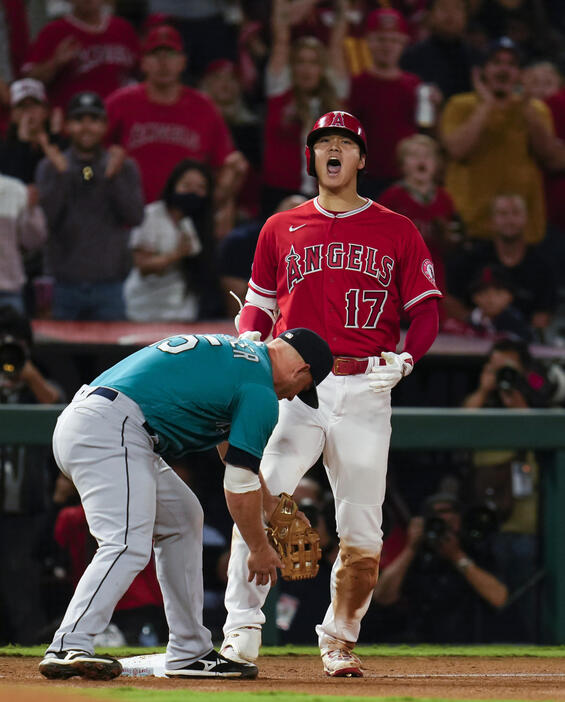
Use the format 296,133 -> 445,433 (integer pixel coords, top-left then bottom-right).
3,643 -> 564,658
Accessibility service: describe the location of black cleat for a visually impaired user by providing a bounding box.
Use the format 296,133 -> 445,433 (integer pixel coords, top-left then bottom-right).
39,650 -> 122,680
165,649 -> 258,679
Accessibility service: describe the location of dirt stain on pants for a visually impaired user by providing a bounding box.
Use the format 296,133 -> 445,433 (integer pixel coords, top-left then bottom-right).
332,543 -> 380,638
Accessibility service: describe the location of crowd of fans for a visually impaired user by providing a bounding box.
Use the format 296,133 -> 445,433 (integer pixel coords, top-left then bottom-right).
2,0 -> 565,646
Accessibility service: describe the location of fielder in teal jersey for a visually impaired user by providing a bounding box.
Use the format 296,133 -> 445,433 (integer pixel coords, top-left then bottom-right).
94,333 -> 281,463
39,328 -> 332,682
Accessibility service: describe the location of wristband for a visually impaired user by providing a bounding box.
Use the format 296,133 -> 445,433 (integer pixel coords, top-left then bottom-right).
224,463 -> 261,493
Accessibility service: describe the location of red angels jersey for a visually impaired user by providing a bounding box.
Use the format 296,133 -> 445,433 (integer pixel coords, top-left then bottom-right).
23,15 -> 139,109
106,83 -> 234,203
246,197 -> 442,357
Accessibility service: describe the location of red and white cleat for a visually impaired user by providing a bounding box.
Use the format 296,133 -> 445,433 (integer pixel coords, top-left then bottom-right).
321,648 -> 363,677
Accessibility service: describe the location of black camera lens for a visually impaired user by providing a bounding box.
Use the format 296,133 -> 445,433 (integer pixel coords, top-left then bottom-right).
0,335 -> 27,377
496,365 -> 521,392
422,516 -> 448,550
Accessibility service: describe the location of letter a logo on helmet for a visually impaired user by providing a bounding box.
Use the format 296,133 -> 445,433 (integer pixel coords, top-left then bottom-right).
305,111 -> 367,177
330,112 -> 345,127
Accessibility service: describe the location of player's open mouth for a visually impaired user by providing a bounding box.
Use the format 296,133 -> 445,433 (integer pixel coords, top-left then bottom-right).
327,158 -> 341,175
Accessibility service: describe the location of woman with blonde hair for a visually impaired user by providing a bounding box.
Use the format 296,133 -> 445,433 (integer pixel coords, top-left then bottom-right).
261,0 -> 349,215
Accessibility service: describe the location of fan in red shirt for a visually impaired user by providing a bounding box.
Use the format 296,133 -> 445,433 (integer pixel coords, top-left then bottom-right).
220,111 -> 441,678
379,134 -> 458,299
105,24 -> 246,208
22,0 -> 139,110
349,8 -> 421,198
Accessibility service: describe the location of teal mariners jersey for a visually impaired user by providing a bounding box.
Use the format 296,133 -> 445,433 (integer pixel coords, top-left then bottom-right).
92,334 -> 279,470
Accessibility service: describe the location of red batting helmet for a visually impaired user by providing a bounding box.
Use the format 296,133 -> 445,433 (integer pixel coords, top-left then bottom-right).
305,111 -> 367,177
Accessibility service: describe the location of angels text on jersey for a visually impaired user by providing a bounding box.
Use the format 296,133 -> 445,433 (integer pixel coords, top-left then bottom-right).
285,241 -> 396,293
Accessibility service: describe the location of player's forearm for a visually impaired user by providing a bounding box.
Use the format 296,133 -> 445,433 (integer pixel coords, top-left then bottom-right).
403,298 -> 439,363
239,304 -> 274,340
225,488 -> 270,553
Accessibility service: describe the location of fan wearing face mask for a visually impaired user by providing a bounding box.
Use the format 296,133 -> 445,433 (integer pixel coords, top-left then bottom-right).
124,159 -> 222,322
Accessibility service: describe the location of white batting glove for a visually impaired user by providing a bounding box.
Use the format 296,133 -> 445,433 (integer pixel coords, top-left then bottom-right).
368,352 -> 414,393
239,330 -> 262,342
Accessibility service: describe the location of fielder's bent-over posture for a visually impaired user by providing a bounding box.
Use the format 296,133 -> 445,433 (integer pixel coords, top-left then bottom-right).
220,111 -> 442,677
39,329 -> 332,681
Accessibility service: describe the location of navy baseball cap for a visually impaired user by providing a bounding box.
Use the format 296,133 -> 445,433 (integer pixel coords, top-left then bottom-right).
277,328 -> 333,408
483,36 -> 522,65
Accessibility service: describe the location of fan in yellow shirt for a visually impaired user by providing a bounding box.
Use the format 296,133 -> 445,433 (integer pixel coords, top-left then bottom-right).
440,37 -> 555,244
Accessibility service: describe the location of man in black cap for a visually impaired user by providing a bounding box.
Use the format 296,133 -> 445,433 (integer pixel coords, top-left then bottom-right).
38,328 -> 333,681
35,91 -> 144,320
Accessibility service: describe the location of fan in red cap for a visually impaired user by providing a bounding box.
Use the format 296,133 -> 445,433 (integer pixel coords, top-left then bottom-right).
305,111 -> 367,176
366,8 -> 410,36
142,25 -> 184,54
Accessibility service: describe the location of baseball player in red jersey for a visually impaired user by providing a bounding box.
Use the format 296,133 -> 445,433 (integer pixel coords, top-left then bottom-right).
221,111 -> 442,676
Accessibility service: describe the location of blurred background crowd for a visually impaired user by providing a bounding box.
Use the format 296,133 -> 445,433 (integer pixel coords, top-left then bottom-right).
2,0 -> 565,649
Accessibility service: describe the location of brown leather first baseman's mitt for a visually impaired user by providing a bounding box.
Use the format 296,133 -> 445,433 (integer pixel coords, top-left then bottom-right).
266,493 -> 322,581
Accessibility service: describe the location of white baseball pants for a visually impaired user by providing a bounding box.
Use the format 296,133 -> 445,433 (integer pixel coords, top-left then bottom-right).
49,386 -> 213,667
223,372 -> 391,649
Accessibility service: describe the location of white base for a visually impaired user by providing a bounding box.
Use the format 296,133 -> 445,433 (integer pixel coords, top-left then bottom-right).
119,653 -> 167,677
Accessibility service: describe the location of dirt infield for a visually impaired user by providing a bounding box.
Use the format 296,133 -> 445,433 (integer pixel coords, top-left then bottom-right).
2,655 -> 565,700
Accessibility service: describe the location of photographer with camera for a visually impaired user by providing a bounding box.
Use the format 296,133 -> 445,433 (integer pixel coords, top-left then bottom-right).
0,305 -> 62,405
460,337 -> 561,640
371,493 -> 508,643
463,337 -> 564,410
0,304 -> 63,644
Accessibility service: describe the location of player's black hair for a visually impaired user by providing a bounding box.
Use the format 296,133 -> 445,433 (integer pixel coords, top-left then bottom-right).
0,305 -> 33,347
